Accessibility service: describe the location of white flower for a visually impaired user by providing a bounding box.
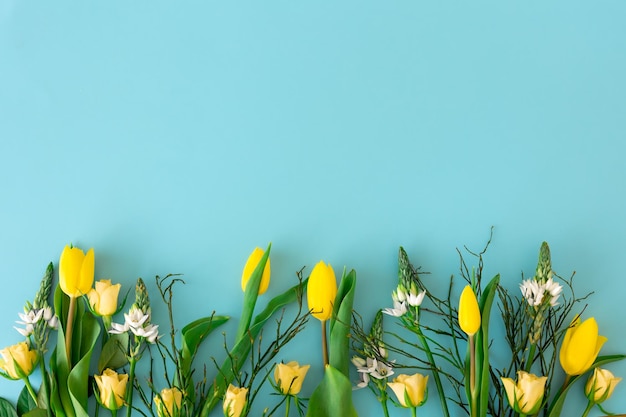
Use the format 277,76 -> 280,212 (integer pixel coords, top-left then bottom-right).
392,286 -> 407,303
14,324 -> 34,337
124,308 -> 150,329
357,358 -> 395,380
407,290 -> 426,307
353,370 -> 370,390
544,278 -> 563,306
47,315 -> 59,330
17,309 -> 44,325
131,323 -> 159,344
108,322 -> 130,335
352,356 -> 367,368
383,300 -> 407,317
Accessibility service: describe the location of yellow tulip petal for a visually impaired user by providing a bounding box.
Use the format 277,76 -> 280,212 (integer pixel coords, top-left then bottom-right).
307,261 -> 337,321
459,285 -> 481,336
241,247 -> 271,295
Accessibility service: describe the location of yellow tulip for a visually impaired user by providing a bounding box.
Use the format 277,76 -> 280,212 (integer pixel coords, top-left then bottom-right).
559,317 -> 607,376
241,247 -> 271,295
585,367 -> 622,403
458,285 -> 481,336
223,384 -> 248,417
0,342 -> 37,379
274,361 -> 310,395
501,371 -> 547,414
59,245 -> 95,298
95,368 -> 128,410
307,261 -> 337,321
388,373 -> 428,408
155,387 -> 183,417
88,279 -> 121,316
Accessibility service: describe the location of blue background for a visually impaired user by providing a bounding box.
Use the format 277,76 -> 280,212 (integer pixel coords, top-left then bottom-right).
1,1 -> 625,416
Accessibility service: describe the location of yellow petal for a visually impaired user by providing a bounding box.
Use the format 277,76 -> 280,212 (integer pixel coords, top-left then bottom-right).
560,317 -> 604,375
241,247 -> 271,295
306,261 -> 337,321
458,285 -> 481,336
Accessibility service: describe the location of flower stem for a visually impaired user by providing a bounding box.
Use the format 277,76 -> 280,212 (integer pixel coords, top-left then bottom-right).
411,406 -> 417,417
321,320 -> 329,366
285,396 -> 291,417
581,400 -> 594,417
469,334 -> 476,392
524,343 -> 537,373
65,296 -> 77,366
23,376 -> 38,402
380,394 -> 390,417
415,326 -> 450,417
126,357 -> 137,417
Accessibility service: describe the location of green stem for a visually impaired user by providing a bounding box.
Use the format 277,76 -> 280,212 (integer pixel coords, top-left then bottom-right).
321,320 -> 329,367
23,376 -> 38,402
524,343 -> 537,373
112,408 -> 118,417
38,353 -> 52,417
285,396 -> 291,417
580,400 -> 594,417
65,296 -> 77,366
126,357 -> 137,417
415,327 -> 450,417
380,394 -> 390,417
411,406 -> 417,417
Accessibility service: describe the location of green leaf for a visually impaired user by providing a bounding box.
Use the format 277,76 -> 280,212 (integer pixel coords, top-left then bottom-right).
476,274 -> 500,417
329,269 -> 356,377
67,311 -> 100,417
0,397 -> 18,417
98,333 -> 130,373
17,386 -> 36,415
198,277 -> 307,417
305,365 -> 358,417
235,243 -> 271,341
23,409 -> 48,417
548,354 -> 626,417
181,314 -> 229,371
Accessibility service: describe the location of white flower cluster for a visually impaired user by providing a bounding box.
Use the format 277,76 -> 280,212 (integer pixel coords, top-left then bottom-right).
109,307 -> 159,344
14,307 -> 58,337
352,347 -> 395,389
520,277 -> 563,307
382,285 -> 426,317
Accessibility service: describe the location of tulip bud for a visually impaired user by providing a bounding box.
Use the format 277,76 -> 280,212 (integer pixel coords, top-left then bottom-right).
501,371 -> 547,415
274,361 -> 310,395
388,373 -> 428,408
307,261 -> 337,321
88,279 -> 122,317
59,245 -> 95,298
223,384 -> 248,417
155,387 -> 183,417
458,285 -> 481,336
0,342 -> 37,379
241,247 -> 271,295
585,367 -> 622,403
95,368 -> 128,410
559,317 -> 607,376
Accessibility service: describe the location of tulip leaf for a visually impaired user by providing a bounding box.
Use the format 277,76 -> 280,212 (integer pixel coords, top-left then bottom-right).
0,397 -> 18,417
23,409 -> 48,417
181,314 -> 229,369
17,386 -> 36,414
547,354 -> 626,417
235,243 -> 271,341
477,274 -> 500,417
198,276 -> 307,417
329,269 -> 356,377
67,311 -> 100,417
305,365 -> 358,417
97,333 -> 130,373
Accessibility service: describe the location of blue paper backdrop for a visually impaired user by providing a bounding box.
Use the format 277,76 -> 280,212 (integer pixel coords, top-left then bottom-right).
1,1 -> 625,416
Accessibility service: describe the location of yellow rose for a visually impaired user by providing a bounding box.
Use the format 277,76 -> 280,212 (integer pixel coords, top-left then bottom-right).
0,342 -> 37,379
458,285 -> 481,336
559,317 -> 607,376
585,367 -> 622,403
307,261 -> 337,321
59,245 -> 95,298
155,387 -> 183,417
241,247 -> 271,295
388,373 -> 428,408
274,361 -> 310,395
95,368 -> 128,410
223,384 -> 248,417
88,279 -> 121,316
501,371 -> 547,414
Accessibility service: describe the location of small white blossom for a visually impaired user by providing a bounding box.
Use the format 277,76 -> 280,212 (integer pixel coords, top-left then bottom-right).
131,323 -> 159,344
383,300 -> 407,317
47,315 -> 59,330
124,308 -> 150,329
392,287 -> 407,303
14,324 -> 34,337
357,358 -> 394,380
407,290 -> 426,307
520,278 -> 563,307
351,356 -> 367,368
109,322 -> 129,335
353,370 -> 370,390
17,309 -> 44,326
544,278 -> 563,306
